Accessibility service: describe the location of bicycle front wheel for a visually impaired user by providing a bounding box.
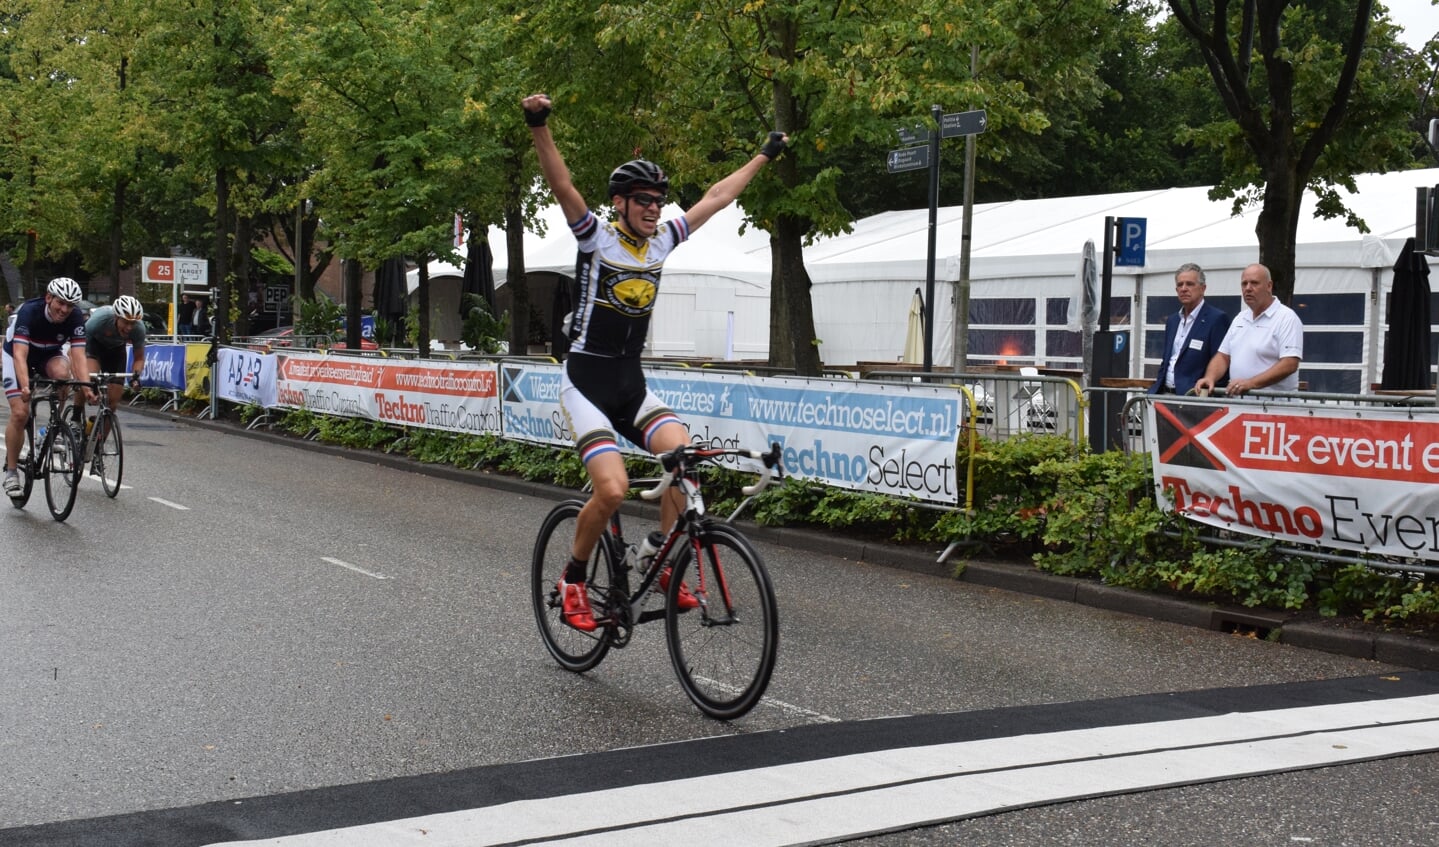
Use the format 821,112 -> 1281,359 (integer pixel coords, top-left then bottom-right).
665,522 -> 779,720
94,410 -> 123,497
43,424 -> 81,522
531,500 -> 614,672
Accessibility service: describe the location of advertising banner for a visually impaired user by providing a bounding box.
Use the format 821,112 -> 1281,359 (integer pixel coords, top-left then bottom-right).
184,342 -> 211,399
498,360 -> 569,447
1145,398 -> 1439,561
138,344 -> 188,391
237,352 -> 964,504
274,353 -> 502,436
496,362 -> 963,503
216,348 -> 278,408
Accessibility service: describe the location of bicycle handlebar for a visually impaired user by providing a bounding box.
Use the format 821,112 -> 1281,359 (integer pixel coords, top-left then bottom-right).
32,373 -> 133,390
86,372 -> 140,388
639,443 -> 784,501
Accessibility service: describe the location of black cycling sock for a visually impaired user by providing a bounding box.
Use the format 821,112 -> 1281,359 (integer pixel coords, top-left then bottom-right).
565,557 -> 589,584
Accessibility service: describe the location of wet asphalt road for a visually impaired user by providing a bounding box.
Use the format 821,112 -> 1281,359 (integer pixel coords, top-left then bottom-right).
0,406 -> 1435,845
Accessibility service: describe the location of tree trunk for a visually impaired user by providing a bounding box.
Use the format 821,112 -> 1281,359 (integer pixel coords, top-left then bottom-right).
770,215 -> 822,375
1255,165 -> 1302,304
232,213 -> 253,336
213,168 -> 231,342
345,259 -> 363,349
504,197 -> 531,356
417,261 -> 431,359
23,226 -> 36,299
296,205 -> 314,302
765,45 -> 821,376
110,178 -> 126,299
110,55 -> 128,301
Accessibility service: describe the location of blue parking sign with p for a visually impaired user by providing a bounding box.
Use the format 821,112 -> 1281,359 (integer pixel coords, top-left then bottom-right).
1116,217 -> 1147,267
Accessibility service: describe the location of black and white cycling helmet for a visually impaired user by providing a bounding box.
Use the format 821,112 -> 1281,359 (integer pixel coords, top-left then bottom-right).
47,276 -> 83,304
607,159 -> 669,198
113,295 -> 144,321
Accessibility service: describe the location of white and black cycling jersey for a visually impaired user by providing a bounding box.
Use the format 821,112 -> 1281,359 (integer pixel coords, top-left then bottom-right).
565,210 -> 691,359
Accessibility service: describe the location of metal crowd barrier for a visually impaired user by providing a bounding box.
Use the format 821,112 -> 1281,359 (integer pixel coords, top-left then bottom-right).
862,369 -> 1086,446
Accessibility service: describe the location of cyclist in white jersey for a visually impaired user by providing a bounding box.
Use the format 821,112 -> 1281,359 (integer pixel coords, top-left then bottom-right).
523,92 -> 787,631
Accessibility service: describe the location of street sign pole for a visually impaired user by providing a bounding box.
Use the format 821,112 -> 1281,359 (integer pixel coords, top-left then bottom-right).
888,104 -> 987,373
954,46 -> 979,375
924,104 -> 941,372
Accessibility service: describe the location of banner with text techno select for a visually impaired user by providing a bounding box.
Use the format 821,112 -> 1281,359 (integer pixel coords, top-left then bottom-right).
218,351 -> 963,505
1145,398 -> 1439,562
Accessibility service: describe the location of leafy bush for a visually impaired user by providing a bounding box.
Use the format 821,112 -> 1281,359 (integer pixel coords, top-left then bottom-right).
460,294 -> 508,354
294,296 -> 346,340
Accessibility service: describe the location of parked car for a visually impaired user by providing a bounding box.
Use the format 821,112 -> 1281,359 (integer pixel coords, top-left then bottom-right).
249,326 -> 378,350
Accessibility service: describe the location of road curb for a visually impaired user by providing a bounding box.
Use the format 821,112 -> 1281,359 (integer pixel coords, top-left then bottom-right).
137,405 -> 1439,672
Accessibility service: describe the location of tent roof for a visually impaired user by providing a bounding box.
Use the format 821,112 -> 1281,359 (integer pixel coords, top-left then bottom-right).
410,201 -> 771,294
803,169 -> 1437,282
408,168 -> 1437,292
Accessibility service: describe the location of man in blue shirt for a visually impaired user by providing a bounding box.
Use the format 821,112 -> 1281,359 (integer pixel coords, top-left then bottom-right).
3,277 -> 92,496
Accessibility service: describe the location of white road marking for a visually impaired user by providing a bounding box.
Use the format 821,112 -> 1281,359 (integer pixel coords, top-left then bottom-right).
693,676 -> 840,723
148,497 -> 190,511
83,471 -> 130,489
321,556 -> 389,580
203,693 -> 1439,847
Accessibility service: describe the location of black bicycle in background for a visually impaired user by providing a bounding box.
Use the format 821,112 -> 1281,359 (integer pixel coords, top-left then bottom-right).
532,443 -> 783,720
68,372 -> 131,498
9,377 -> 83,521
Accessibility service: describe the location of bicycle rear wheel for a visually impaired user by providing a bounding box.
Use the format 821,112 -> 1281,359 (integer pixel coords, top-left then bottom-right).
665,522 -> 778,720
531,500 -> 614,672
43,424 -> 81,522
93,409 -> 123,497
10,421 -> 35,508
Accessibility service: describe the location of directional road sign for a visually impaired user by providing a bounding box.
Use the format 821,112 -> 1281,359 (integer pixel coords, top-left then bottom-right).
940,109 -> 988,139
886,146 -> 929,173
896,125 -> 931,146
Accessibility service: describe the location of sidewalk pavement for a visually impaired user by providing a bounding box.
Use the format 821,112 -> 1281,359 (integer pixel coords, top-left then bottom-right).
141,405 -> 1439,673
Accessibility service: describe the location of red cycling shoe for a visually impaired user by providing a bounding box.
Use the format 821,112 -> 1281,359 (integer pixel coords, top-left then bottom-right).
558,579 -> 597,631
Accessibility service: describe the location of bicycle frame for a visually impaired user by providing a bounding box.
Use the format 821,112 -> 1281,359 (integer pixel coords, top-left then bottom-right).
69,372 -> 128,451
10,377 -> 84,519
599,444 -> 781,635
531,442 -> 783,719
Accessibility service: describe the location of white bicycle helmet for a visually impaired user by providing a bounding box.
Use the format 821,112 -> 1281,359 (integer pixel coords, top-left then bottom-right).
47,276 -> 83,304
112,295 -> 144,320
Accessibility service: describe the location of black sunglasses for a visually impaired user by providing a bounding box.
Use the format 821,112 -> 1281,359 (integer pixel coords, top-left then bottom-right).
626,192 -> 666,208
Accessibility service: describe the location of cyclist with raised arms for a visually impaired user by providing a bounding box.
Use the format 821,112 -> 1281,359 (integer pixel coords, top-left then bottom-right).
522,92 -> 787,631
3,277 -> 93,497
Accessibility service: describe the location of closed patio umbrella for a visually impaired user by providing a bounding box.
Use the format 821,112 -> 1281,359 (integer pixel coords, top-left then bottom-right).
374,257 -> 408,325
461,236 -> 498,318
1380,237 -> 1432,390
902,288 -> 925,364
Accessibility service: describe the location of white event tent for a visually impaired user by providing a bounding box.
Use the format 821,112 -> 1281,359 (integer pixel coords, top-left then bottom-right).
410,202 -> 772,360
795,168 -> 1432,390
411,168 -> 1434,388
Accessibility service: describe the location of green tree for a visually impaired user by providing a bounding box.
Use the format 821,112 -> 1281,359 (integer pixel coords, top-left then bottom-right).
497,1 -> 655,355
271,0 -> 507,355
599,0 -> 1113,374
1166,0 -> 1423,301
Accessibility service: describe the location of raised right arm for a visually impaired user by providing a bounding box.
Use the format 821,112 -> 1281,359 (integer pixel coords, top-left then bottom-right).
522,93 -> 589,225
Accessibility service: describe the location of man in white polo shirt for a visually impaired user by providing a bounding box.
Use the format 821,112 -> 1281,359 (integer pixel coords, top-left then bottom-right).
1195,263 -> 1303,397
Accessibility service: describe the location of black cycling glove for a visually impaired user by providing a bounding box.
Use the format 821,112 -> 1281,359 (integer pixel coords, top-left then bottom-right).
524,104 -> 551,128
761,131 -> 787,160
